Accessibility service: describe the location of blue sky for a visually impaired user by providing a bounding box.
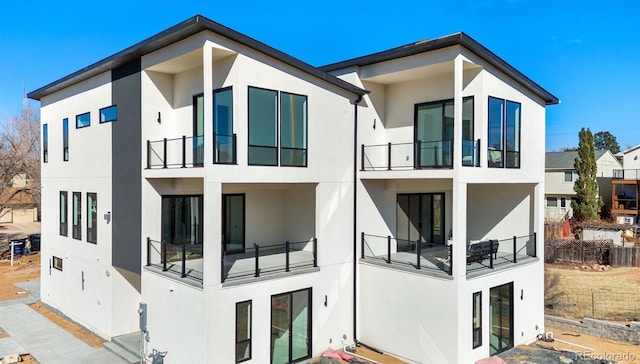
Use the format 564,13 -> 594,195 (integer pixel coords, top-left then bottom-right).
1,0 -> 639,151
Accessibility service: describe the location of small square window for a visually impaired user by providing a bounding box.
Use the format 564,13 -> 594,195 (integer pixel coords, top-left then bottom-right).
547,197 -> 558,207
53,256 -> 63,271
100,105 -> 117,123
564,171 -> 574,182
76,112 -> 90,128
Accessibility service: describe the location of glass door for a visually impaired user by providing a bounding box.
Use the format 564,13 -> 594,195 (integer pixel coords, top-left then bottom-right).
415,101 -> 454,167
490,282 -> 513,355
223,194 -> 245,254
214,87 -> 234,164
193,94 -> 205,166
396,193 -> 445,248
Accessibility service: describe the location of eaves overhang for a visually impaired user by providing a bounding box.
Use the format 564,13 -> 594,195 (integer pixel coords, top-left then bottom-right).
320,32 -> 559,106
28,15 -> 367,101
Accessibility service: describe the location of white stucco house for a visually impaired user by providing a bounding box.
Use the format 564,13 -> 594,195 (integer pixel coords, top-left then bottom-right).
29,15 -> 558,363
612,144 -> 640,224
544,150 -> 621,221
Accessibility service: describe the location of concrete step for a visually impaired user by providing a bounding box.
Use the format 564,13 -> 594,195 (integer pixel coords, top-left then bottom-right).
104,332 -> 141,364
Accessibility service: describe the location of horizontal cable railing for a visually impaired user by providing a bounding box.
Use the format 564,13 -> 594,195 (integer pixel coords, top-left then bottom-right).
146,238 -> 203,283
361,233 -> 452,275
361,140 -> 453,171
214,133 -> 237,164
222,238 -> 317,282
613,169 -> 640,180
147,135 -> 204,168
462,139 -> 481,167
466,233 -> 536,273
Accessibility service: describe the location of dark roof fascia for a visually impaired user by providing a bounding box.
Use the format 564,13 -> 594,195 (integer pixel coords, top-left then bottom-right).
28,15 -> 366,100
320,32 -> 559,106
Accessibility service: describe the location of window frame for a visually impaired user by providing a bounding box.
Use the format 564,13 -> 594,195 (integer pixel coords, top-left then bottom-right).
236,300 -> 252,363
270,288 -> 312,364
60,191 -> 68,236
72,192 -> 81,240
43,124 -> 49,163
76,112 -> 91,129
546,197 -> 558,207
279,91 -> 308,167
87,192 -> 97,244
213,87 -> 236,164
53,256 -> 63,271
488,96 -> 521,169
473,291 -> 482,349
63,118 -> 69,161
161,195 -> 203,246
248,86 -> 279,166
99,105 -> 118,123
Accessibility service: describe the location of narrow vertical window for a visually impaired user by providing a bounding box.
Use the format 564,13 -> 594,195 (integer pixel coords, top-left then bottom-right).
87,193 -> 97,244
271,288 -> 311,364
505,101 -> 521,168
473,291 -> 482,348
248,87 -> 278,166
60,191 -> 68,236
461,97 -> 477,166
488,97 -> 505,167
72,192 -> 81,240
488,97 -> 521,168
236,300 -> 252,363
63,118 -> 69,161
214,87 -> 235,164
280,92 -> 307,167
76,112 -> 91,128
43,124 -> 48,163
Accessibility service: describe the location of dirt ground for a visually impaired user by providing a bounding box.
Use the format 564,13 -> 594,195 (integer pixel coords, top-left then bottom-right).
0,251 -> 104,350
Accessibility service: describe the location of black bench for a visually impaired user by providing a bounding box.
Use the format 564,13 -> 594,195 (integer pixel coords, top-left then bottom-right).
467,239 -> 498,264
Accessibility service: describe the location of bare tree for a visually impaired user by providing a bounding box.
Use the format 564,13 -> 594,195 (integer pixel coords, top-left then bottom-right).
0,103 -> 40,220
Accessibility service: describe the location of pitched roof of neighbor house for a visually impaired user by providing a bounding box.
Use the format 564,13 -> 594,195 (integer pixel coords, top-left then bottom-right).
615,143 -> 640,157
320,32 -> 559,106
28,15 -> 367,100
545,150 -> 608,169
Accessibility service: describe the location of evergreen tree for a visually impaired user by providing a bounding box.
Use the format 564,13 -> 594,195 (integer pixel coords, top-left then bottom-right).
593,131 -> 620,154
571,128 -> 602,220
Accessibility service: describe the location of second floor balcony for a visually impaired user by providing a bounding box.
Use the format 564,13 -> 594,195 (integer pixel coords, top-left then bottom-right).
146,133 -> 238,169
614,169 -> 640,180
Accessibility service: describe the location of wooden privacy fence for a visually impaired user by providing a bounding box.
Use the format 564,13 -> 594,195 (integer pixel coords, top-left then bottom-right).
545,239 -> 611,265
610,246 -> 640,267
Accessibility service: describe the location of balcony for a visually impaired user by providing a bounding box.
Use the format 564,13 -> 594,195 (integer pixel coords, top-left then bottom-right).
361,139 -> 480,171
146,238 -> 203,284
147,135 -> 204,168
614,169 -> 640,180
222,239 -> 317,284
360,233 -> 452,276
466,233 -> 537,277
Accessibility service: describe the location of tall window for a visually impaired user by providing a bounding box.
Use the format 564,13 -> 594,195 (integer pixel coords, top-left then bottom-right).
43,124 -> 48,163
280,92 -> 307,167
60,191 -> 68,236
236,300 -> 252,363
214,87 -> 235,164
461,97 -> 477,166
488,97 -> 521,168
87,193 -> 97,244
76,112 -> 90,128
271,288 -> 311,364
63,118 -> 69,161
161,195 -> 203,246
99,105 -> 117,123
473,291 -> 482,348
248,87 -> 278,165
72,192 -> 81,240
415,100 -> 454,168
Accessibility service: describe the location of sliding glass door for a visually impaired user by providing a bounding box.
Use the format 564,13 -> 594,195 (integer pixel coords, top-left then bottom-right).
490,282 -> 513,355
415,101 -> 454,168
223,194 -> 245,254
397,193 -> 444,246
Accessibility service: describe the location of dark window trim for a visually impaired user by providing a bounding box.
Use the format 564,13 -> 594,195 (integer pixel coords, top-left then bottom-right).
192,93 -> 205,167
161,194 -> 204,246
75,112 -> 91,129
270,287 -> 312,364
279,91 -> 309,168
72,192 -> 81,240
235,299 -> 252,363
43,124 -> 48,163
213,86 -> 236,165
472,291 -> 482,349
63,118 -> 69,161
60,191 -> 68,236
222,193 -> 246,255
488,96 -> 521,169
414,98 -> 454,147
53,256 -> 63,271
248,86 -> 279,166
87,192 -> 97,244
396,192 -> 446,245
99,105 -> 118,123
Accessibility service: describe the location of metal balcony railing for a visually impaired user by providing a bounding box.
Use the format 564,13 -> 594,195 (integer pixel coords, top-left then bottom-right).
466,233 -> 537,274
147,135 -> 204,168
146,238 -> 203,283
361,140 -> 453,170
613,169 -> 640,180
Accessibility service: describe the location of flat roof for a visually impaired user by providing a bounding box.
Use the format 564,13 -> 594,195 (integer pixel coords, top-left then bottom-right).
28,15 -> 367,100
320,32 -> 559,106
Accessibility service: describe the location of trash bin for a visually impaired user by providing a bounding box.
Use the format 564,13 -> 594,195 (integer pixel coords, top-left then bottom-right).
11,241 -> 24,255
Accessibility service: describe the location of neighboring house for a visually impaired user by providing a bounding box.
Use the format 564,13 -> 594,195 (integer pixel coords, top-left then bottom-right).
0,173 -> 39,223
544,150 -> 621,221
28,15 -> 558,363
611,144 -> 640,225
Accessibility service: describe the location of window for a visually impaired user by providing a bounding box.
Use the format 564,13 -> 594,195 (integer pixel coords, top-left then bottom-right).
564,171 -> 576,182
248,87 -> 278,165
99,105 -> 117,123
561,197 -> 567,208
473,291 -> 482,348
546,197 -> 558,207
280,92 -> 307,167
488,97 -> 521,168
72,192 -> 81,240
271,288 -> 311,364
161,195 -> 203,245
76,112 -> 90,128
462,97 -> 476,166
87,193 -> 97,244
53,256 -> 63,271
43,124 -> 48,163
236,300 -> 252,363
60,191 -> 68,236
63,118 -> 69,161
415,100 -> 454,168
214,87 -> 235,164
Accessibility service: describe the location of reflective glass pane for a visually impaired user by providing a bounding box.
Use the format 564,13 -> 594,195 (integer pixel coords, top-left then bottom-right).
505,101 -> 521,168
249,87 -> 277,165
271,294 -> 290,364
488,97 -> 504,167
236,300 -> 251,362
76,112 -> 90,128
291,290 -> 310,361
99,105 -> 117,123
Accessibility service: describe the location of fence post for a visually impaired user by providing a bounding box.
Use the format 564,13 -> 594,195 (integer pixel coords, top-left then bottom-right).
533,232 -> 537,258
360,144 -> 365,171
181,244 -> 187,278
489,240 -> 494,269
285,241 -> 290,272
387,142 -> 392,170
254,244 -> 260,277
387,236 -> 391,264
449,244 -> 453,275
416,239 -> 421,269
146,237 -> 151,266
162,240 -> 167,272
513,236 -> 517,263
182,135 -> 187,168
361,232 -> 365,259
146,141 -> 151,169
163,138 -> 168,168
313,238 -> 318,267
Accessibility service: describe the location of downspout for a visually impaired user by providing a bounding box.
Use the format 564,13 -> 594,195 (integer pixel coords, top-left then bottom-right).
352,94 -> 362,343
